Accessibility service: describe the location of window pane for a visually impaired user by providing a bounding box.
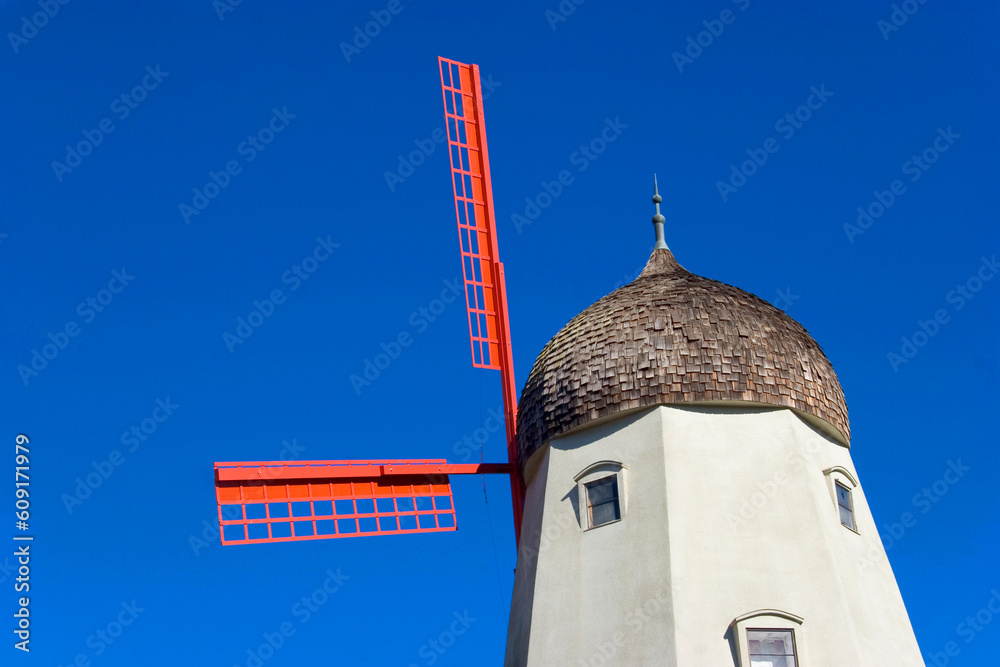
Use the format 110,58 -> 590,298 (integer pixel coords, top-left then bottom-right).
750,659 -> 792,667
591,500 -> 619,526
835,482 -> 855,529
839,503 -> 855,530
586,477 -> 620,527
587,477 -> 616,505
836,483 -> 851,507
748,629 -> 796,667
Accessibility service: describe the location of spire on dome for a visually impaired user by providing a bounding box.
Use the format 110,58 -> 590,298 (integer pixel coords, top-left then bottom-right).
652,175 -> 668,250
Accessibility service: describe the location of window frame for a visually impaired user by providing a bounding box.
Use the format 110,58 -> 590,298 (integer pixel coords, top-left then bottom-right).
584,475 -> 620,528
728,609 -> 805,667
823,466 -> 860,535
746,627 -> 799,666
834,480 -> 855,531
574,461 -> 627,531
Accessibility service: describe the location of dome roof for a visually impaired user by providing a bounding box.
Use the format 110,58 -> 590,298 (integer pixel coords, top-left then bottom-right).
516,248 -> 849,468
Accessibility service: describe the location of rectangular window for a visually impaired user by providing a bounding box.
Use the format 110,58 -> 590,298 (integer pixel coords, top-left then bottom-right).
585,476 -> 620,528
747,629 -> 797,667
836,481 -> 855,531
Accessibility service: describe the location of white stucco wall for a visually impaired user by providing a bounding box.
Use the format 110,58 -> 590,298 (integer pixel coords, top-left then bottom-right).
505,405 -> 923,666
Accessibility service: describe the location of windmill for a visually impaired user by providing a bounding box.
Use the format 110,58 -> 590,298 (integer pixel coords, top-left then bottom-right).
213,57 -> 929,667
213,57 -> 524,550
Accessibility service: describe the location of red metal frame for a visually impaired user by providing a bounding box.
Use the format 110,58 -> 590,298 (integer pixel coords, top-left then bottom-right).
216,461 -> 512,482
439,59 -> 501,370
439,57 -> 525,544
211,58 -> 527,551
214,460 -> 513,546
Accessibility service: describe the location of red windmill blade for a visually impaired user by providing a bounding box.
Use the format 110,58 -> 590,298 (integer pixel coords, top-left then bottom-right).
212,57 -> 525,548
438,56 -> 525,540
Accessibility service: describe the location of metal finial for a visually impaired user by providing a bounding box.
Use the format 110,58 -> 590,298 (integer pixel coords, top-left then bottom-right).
651,174 -> 668,250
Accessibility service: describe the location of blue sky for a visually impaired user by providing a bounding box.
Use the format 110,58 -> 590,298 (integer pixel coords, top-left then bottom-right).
2,1 -> 998,665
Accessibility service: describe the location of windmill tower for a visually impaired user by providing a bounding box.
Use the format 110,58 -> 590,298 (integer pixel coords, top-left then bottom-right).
212,58 -> 924,667
504,190 -> 925,665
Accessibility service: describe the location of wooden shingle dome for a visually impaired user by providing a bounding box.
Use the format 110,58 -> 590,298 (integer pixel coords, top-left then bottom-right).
516,247 -> 850,469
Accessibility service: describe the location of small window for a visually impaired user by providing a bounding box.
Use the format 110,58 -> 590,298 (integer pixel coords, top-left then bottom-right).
574,461 -> 626,530
729,610 -> 804,667
823,466 -> 860,534
747,629 -> 797,667
585,476 -> 620,528
835,481 -> 855,531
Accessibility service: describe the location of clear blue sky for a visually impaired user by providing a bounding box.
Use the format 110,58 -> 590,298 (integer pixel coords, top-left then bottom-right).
2,1 -> 997,665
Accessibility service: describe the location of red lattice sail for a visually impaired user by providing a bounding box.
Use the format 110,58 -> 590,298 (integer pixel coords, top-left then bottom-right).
214,460 -> 457,545
438,57 -> 525,542
439,57 -> 505,369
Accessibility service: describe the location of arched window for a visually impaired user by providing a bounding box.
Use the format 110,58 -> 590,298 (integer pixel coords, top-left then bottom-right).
573,461 -> 626,530
823,466 -> 860,534
728,609 -> 805,667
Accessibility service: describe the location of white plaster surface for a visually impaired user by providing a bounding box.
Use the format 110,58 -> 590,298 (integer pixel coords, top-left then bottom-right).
505,405 -> 923,666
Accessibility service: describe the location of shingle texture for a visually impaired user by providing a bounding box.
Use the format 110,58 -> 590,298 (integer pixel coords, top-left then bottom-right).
517,248 -> 849,469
